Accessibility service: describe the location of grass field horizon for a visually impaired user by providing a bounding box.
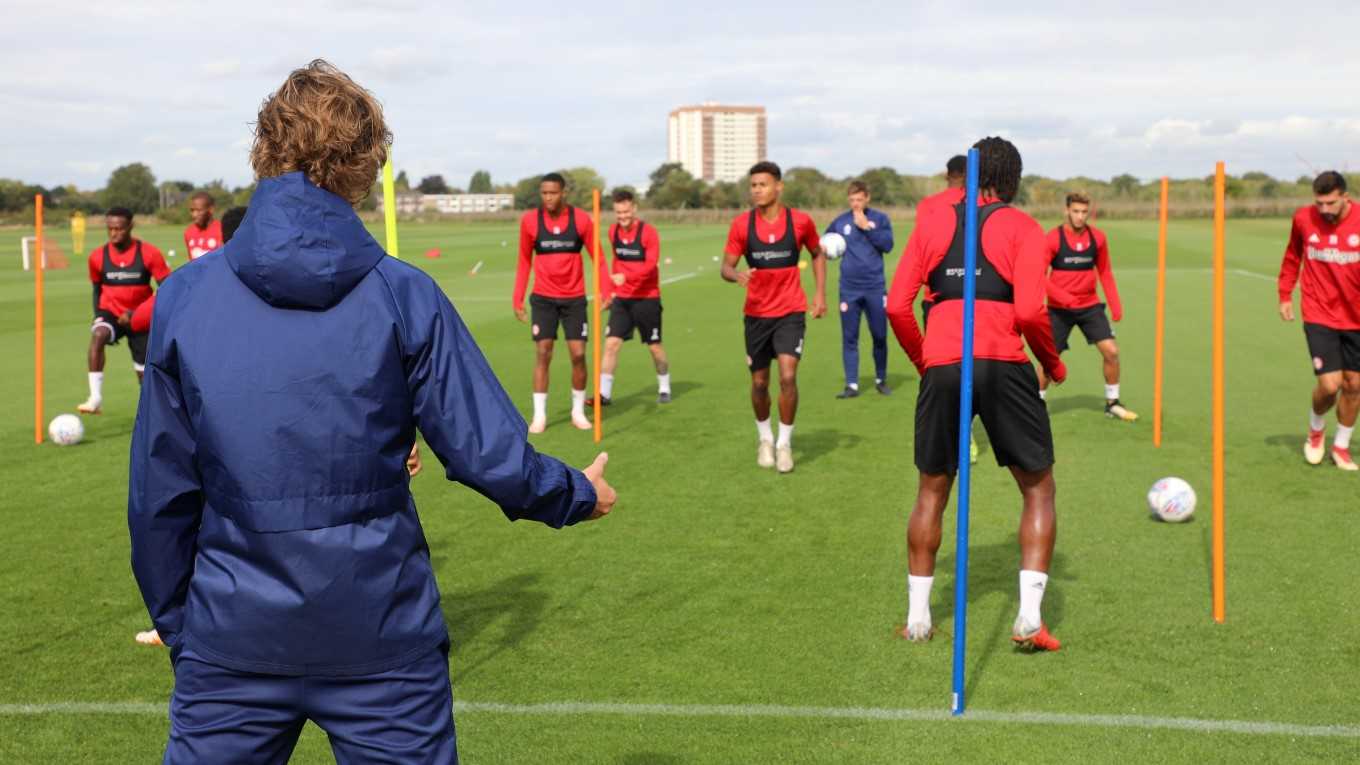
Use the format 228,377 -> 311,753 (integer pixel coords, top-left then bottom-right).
2,215 -> 1357,763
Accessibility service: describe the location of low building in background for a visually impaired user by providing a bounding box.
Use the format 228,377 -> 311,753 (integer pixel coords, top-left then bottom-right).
377,192 -> 513,215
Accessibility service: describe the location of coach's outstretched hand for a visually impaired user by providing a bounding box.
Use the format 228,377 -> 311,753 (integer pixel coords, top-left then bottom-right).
582,452 -> 616,521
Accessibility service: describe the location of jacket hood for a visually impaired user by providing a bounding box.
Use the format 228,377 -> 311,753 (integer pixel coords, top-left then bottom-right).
225,172 -> 387,309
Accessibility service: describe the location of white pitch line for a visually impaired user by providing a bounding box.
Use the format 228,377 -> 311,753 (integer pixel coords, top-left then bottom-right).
3,700 -> 1357,739
659,271 -> 699,286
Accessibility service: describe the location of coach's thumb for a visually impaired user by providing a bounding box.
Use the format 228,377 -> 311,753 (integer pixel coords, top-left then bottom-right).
585,452 -> 609,479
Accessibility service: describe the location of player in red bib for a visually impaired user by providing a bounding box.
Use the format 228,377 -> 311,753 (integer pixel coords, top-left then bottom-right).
593,189 -> 671,405
184,192 -> 224,260
887,137 -> 1065,651
721,161 -> 828,474
1278,171 -> 1360,470
512,172 -> 607,433
77,208 -> 170,414
1042,192 -> 1136,421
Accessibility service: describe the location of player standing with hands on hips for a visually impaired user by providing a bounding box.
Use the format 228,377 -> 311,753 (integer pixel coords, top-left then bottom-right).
722,161 -> 828,474
887,137 -> 1066,651
129,60 -> 616,763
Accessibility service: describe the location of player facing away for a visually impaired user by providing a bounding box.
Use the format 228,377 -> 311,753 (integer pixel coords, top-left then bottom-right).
512,173 -> 608,433
593,188 -> 672,405
77,207 -> 170,414
918,156 -> 980,465
1040,193 -> 1136,421
827,180 -> 894,398
1278,171 -> 1360,470
887,137 -> 1067,650
183,191 -> 224,260
721,161 -> 828,474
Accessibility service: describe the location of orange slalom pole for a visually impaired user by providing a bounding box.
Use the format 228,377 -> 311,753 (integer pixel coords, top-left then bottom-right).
1211,162 -> 1226,623
1153,177 -> 1168,447
591,189 -> 603,443
34,194 -> 45,444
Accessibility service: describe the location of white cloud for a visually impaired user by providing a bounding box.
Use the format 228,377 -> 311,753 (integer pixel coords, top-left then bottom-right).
201,59 -> 242,77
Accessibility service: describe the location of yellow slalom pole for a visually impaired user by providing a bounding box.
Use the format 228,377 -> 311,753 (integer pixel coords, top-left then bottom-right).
71,211 -> 86,259
1211,162 -> 1227,624
382,158 -> 400,258
591,189 -> 603,443
1153,177 -> 1168,447
34,195 -> 45,444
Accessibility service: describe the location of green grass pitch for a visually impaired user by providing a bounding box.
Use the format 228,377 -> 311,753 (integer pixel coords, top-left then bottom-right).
1,215 -> 1357,763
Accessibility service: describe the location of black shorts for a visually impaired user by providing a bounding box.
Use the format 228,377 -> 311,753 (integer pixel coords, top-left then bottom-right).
915,360 -> 1055,475
744,312 -> 805,371
1050,304 -> 1114,353
1304,323 -> 1360,374
530,294 -> 588,342
92,310 -> 148,368
607,298 -> 663,344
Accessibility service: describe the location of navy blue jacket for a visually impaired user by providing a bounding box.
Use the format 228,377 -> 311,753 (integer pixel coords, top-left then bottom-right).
826,208 -> 894,294
129,173 -> 597,676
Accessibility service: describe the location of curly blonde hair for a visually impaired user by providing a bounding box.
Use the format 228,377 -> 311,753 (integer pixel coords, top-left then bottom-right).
250,60 -> 391,206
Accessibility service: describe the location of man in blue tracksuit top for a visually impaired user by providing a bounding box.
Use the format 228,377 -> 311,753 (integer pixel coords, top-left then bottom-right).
128,61 -> 616,764
826,179 -> 895,398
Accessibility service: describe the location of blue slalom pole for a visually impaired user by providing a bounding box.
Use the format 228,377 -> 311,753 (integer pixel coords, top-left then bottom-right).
950,148 -> 981,716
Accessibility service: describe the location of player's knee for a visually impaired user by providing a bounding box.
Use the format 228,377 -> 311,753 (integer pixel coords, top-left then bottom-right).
1342,374 -> 1360,395
1101,344 -> 1119,363
535,346 -> 554,364
1318,375 -> 1342,397
751,379 -> 770,397
778,371 -> 798,391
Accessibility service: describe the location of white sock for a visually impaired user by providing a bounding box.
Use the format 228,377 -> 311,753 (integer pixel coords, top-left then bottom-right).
532,393 -> 547,421
600,374 -> 614,399
1105,383 -> 1120,401
756,418 -> 774,444
1310,409 -> 1326,432
657,373 -> 671,394
1336,425 -> 1355,450
875,378 -> 883,385
1038,388 -> 1047,401
848,382 -> 859,390
88,372 -> 103,401
908,575 -> 933,626
776,422 -> 794,448
571,388 -> 586,416
1018,570 -> 1048,626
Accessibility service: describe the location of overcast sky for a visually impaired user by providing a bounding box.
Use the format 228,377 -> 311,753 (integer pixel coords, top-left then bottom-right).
2,0 -> 1356,192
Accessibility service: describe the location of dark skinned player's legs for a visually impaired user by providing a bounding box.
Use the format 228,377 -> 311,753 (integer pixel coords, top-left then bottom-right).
750,367 -> 772,421
88,326 -> 111,373
1012,466 -> 1056,572
776,354 -> 799,426
906,468 -> 1055,575
533,339 -> 554,393
566,340 -> 587,391
907,472 -> 953,576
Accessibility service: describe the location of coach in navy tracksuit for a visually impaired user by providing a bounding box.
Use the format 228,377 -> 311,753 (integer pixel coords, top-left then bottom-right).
827,180 -> 895,398
128,61 -> 615,764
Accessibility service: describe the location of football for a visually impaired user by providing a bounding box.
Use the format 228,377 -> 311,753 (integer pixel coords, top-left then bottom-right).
821,232 -> 846,260
48,414 -> 84,447
1147,477 -> 1196,522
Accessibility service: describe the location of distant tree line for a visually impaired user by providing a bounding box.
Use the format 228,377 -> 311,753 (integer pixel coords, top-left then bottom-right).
3,163 -> 1346,223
